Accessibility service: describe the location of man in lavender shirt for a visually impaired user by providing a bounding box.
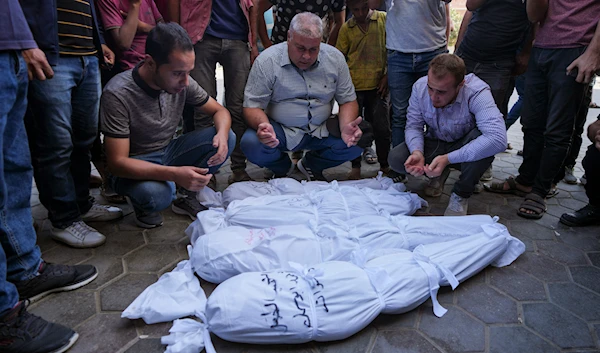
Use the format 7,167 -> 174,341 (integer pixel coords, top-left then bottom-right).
388,54 -> 506,216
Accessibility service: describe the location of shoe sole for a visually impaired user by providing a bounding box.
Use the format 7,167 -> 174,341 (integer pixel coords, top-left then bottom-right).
50,232 -> 106,249
171,204 -> 197,221
125,197 -> 163,228
28,270 -> 99,304
52,332 -> 79,353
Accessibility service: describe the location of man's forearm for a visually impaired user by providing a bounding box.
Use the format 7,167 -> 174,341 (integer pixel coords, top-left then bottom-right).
168,0 -> 180,23
243,107 -> 270,129
109,154 -> 177,181
337,100 -> 359,128
327,11 -> 345,46
455,10 -> 472,50
113,5 -> 141,50
526,0 -> 548,23
248,4 -> 257,49
465,0 -> 486,11
213,108 -> 232,138
253,0 -> 272,48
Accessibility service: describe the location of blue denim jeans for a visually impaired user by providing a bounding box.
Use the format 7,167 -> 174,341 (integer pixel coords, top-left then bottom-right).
506,74 -> 525,129
108,127 -> 235,214
240,120 -> 363,176
27,56 -> 101,228
516,46 -> 588,198
0,52 -> 43,315
387,46 -> 448,147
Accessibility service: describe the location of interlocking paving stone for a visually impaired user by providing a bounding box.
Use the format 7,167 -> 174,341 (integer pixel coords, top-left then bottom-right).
570,266 -> 600,294
467,199 -> 489,215
533,213 -> 561,230
570,191 -> 589,203
536,240 -> 588,265
371,330 -> 443,353
554,230 -> 600,252
145,220 -> 190,244
124,338 -> 165,353
489,326 -> 560,353
548,283 -> 600,320
100,273 -> 158,311
69,313 -> 137,353
557,198 -> 589,211
557,183 -> 586,192
72,255 -> 124,290
455,282 -> 519,324
523,303 -> 595,349
589,252 -> 600,267
29,290 -> 96,329
509,220 -> 558,240
211,336 -> 316,353
546,204 -> 577,219
419,306 -> 485,353
124,244 -> 180,272
488,267 -> 546,301
371,310 -> 419,330
595,324 -> 600,348
489,204 -> 523,221
41,245 -> 93,265
512,252 -> 570,282
133,319 -> 172,338
94,230 -> 145,257
84,221 -> 117,238
316,327 -> 375,353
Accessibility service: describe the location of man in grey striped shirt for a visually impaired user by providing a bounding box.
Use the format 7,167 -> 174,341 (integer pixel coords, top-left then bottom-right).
241,12 -> 363,181
388,54 -> 507,216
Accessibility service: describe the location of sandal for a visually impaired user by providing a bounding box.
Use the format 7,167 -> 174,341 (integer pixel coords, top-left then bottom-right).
517,193 -> 547,219
546,184 -> 559,198
363,147 -> 378,164
483,177 -> 529,196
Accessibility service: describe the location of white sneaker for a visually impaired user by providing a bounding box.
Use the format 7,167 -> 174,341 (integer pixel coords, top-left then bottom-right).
444,192 -> 469,216
51,221 -> 106,248
81,203 -> 123,222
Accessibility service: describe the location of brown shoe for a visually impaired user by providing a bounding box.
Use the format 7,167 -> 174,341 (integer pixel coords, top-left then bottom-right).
424,167 -> 451,197
228,170 -> 252,184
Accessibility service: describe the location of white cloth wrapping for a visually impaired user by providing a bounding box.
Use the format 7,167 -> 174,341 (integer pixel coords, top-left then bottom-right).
190,224 -> 359,283
121,248 -> 206,324
188,187 -> 426,240
188,213 -> 506,284
204,261 -> 383,344
214,174 -> 401,208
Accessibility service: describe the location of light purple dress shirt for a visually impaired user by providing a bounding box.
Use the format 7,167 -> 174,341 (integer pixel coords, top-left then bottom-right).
405,73 -> 507,164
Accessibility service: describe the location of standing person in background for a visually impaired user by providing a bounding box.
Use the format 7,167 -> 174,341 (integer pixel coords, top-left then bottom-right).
485,1 -> 600,220
336,0 -> 391,179
368,0 -> 451,183
454,0 -> 531,182
170,0 -> 257,188
21,0 -> 123,249
96,0 -> 164,72
0,1 -> 100,351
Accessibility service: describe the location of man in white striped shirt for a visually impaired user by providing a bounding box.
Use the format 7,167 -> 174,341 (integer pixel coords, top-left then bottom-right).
388,54 -> 507,216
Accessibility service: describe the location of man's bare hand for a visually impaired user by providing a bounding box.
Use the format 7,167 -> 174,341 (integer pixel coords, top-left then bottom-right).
512,51 -> 530,76
425,154 -> 449,178
208,134 -> 229,167
341,116 -> 363,147
101,44 -> 115,68
567,48 -> 600,84
257,122 -> 279,148
22,48 -> 54,81
404,151 -> 425,177
173,166 -> 212,191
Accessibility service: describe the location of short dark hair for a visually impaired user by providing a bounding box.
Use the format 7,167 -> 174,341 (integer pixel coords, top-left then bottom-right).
145,22 -> 193,67
429,54 -> 466,86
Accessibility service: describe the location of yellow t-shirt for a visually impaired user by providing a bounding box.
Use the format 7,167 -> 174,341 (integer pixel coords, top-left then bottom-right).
336,11 -> 387,92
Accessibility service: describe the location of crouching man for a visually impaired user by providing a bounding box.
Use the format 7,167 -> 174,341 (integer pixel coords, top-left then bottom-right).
101,23 -> 235,228
388,54 -> 506,216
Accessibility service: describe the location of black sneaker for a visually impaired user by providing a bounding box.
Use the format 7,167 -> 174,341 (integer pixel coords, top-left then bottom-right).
296,158 -> 326,181
0,301 -> 78,353
172,189 -> 208,221
560,204 -> 600,227
15,262 -> 98,303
